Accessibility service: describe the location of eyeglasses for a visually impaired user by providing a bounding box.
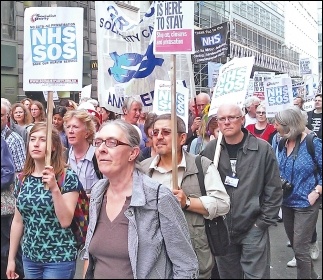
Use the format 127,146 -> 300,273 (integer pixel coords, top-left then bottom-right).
256,111 -> 266,115
217,116 -> 242,123
93,138 -> 131,148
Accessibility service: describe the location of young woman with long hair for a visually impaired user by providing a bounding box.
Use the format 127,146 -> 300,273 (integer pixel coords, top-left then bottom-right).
6,123 -> 80,279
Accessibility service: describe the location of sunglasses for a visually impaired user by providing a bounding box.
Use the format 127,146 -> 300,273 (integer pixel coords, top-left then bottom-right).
256,111 -> 266,115
152,128 -> 172,137
151,128 -> 186,137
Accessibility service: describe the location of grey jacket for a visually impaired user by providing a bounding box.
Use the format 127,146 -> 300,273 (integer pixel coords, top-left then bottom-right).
201,129 -> 283,241
81,169 -> 199,279
141,151 -> 230,279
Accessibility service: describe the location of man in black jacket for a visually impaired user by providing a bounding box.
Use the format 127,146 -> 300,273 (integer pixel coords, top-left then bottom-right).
201,103 -> 282,279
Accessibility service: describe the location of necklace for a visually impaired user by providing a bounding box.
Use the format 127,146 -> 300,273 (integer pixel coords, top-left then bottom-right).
74,146 -> 90,161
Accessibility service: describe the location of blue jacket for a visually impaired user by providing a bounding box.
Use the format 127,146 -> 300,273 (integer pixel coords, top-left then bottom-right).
81,169 -> 199,279
278,136 -> 322,207
1,137 -> 15,190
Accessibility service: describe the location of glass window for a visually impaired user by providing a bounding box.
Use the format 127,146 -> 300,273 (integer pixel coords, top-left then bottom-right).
242,26 -> 247,38
1,2 -> 15,40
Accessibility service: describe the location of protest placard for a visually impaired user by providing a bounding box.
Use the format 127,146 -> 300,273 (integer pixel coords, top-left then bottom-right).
299,58 -> 312,75
192,22 -> 229,64
264,77 -> 293,118
23,7 -> 83,91
153,80 -> 189,131
153,1 -> 195,54
209,56 -> 254,116
208,62 -> 222,88
253,71 -> 275,100
43,91 -> 59,102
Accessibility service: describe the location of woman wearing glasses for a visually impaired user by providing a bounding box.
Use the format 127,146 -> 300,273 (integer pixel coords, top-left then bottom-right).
81,119 -> 199,279
245,103 -> 276,143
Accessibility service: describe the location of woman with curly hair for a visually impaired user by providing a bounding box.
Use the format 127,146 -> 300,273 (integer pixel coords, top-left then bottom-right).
11,103 -> 33,127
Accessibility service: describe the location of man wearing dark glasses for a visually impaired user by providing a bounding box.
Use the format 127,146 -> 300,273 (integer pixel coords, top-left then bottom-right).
141,113 -> 230,279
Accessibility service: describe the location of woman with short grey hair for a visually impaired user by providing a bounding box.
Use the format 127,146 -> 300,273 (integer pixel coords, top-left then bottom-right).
82,119 -> 199,279
274,108 -> 322,279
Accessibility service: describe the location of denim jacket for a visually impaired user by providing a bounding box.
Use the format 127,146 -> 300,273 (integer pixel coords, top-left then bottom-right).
81,169 -> 199,279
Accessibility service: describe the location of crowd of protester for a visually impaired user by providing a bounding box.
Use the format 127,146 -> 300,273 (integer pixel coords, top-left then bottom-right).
1,92 -> 322,279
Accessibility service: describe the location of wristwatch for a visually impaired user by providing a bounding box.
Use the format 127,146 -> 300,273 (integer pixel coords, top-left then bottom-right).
184,197 -> 191,210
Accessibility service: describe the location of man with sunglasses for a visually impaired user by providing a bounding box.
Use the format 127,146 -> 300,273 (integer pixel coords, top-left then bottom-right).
140,113 -> 230,279
200,103 -> 282,279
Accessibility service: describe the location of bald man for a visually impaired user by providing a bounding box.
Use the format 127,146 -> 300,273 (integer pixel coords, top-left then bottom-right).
201,103 -> 282,279
186,92 -> 211,150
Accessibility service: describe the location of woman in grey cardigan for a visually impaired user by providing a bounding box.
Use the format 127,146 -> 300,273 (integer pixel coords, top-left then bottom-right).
81,119 -> 198,279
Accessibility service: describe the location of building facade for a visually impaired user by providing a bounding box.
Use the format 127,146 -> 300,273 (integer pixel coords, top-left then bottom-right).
1,1 -> 319,103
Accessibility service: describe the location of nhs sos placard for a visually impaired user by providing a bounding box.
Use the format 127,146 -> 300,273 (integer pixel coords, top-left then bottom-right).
23,7 -> 83,91
31,25 -> 77,63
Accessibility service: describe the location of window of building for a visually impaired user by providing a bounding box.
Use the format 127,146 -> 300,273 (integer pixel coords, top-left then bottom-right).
1,1 -> 15,40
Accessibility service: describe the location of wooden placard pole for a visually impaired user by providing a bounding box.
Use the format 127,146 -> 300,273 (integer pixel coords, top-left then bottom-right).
170,54 -> 178,190
44,91 -> 54,190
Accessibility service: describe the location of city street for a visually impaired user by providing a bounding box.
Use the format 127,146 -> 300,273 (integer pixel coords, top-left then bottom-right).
74,209 -> 322,279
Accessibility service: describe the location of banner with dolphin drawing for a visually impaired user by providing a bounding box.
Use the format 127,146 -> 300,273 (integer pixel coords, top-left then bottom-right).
95,1 -> 191,114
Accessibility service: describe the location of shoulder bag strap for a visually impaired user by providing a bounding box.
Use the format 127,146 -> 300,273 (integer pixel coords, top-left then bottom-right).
195,155 -> 206,196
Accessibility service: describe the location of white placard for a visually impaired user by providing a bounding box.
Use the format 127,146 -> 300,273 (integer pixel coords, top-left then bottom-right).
264,77 -> 294,118
153,80 -> 189,132
43,91 -> 59,101
153,1 -> 195,54
23,7 -> 83,91
80,84 -> 92,99
209,56 -> 254,116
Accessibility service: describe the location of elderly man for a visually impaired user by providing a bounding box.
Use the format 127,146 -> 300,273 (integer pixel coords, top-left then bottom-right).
243,96 -> 261,127
186,92 -> 211,150
141,113 -> 230,279
201,103 -> 282,279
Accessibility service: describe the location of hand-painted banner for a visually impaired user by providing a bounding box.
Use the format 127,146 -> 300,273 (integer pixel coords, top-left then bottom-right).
95,1 -> 191,113
264,77 -> 293,118
209,56 -> 254,116
23,7 -> 83,91
153,1 -> 195,54
192,22 -> 229,64
208,62 -> 222,88
153,80 -> 189,131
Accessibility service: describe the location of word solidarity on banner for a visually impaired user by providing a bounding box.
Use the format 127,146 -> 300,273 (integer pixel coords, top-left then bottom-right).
95,1 -> 192,114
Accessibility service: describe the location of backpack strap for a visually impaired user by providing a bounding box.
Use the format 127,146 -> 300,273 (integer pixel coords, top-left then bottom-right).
306,133 -> 320,185
195,155 -> 206,196
278,138 -> 287,153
